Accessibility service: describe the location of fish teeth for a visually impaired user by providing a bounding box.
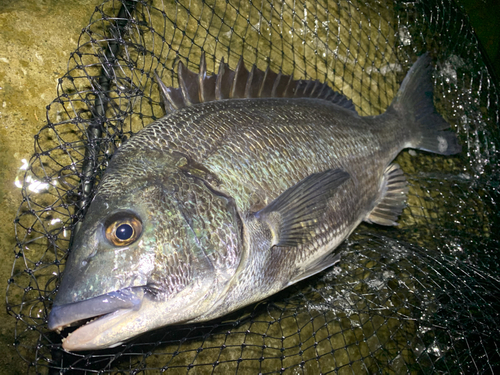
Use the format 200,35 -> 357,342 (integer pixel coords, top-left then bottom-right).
61,332 -> 71,343
85,315 -> 101,325
55,323 -> 71,334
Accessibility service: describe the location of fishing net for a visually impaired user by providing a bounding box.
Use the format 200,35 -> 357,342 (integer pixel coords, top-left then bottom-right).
6,0 -> 500,373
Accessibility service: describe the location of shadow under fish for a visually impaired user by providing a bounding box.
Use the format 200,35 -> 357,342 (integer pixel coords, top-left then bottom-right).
47,52 -> 461,351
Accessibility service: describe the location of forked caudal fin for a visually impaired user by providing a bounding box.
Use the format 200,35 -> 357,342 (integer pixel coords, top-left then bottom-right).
154,53 -> 359,115
390,53 -> 461,156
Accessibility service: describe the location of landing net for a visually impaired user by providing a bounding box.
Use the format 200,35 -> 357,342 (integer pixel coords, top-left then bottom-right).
7,0 -> 500,373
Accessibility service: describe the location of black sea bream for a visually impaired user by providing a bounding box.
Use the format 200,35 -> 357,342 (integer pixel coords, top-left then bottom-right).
48,53 -> 461,350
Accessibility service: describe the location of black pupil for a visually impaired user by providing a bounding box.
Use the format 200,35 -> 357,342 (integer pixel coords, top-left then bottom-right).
116,224 -> 133,240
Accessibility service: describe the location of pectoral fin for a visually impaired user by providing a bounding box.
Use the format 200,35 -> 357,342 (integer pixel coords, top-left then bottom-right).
253,168 -> 350,247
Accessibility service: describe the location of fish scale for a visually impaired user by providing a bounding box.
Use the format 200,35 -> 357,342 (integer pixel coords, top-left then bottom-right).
47,53 -> 461,350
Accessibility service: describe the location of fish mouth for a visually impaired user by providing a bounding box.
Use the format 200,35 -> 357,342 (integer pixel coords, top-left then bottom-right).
48,287 -> 145,350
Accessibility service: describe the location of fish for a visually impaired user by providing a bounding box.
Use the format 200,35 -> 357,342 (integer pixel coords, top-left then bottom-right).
47,53 -> 461,351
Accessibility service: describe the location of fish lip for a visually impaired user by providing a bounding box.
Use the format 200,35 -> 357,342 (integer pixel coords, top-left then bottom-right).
48,286 -> 145,332
61,308 -> 136,351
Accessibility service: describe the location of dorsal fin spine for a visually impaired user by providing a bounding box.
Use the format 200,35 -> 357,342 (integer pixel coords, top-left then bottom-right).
229,57 -> 241,98
271,72 -> 282,97
259,67 -> 269,97
215,57 -> 225,100
231,56 -> 249,98
317,83 -> 329,99
198,53 -> 207,103
177,61 -> 191,106
246,65 -> 254,98
244,66 -> 253,98
311,81 -> 323,98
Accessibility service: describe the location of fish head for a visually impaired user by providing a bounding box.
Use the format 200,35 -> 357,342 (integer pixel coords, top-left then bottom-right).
48,149 -> 244,350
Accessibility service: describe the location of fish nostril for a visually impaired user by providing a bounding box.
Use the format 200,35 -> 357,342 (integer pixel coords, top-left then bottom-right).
81,252 -> 96,266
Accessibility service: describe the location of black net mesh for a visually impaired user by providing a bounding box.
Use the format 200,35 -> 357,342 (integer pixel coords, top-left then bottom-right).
6,0 -> 500,373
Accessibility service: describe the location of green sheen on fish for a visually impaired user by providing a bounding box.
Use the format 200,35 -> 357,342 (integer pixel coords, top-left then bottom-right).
48,53 -> 461,350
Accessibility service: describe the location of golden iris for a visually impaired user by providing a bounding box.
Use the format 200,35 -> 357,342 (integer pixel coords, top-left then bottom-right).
105,216 -> 142,246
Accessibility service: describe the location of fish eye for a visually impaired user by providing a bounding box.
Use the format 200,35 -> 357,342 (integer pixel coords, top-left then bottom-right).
104,214 -> 142,247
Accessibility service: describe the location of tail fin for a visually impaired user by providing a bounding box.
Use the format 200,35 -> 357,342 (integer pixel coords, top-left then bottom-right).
391,53 -> 461,155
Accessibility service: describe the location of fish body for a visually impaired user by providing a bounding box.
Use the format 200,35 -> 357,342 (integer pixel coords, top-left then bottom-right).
48,54 -> 460,350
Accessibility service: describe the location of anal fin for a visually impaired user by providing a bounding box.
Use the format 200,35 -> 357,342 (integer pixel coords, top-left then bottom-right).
365,164 -> 408,226
289,252 -> 341,285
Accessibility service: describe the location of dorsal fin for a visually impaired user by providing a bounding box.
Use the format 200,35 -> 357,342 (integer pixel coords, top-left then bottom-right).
155,53 -> 358,115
